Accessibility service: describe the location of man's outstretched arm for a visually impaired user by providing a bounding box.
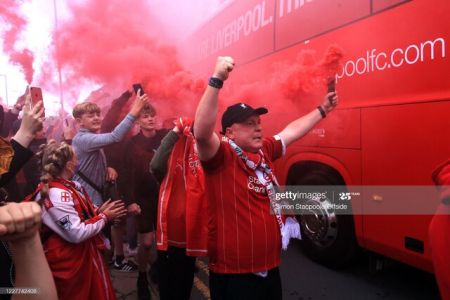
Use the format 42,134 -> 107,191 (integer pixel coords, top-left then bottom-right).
279,92 -> 338,147
194,56 -> 235,161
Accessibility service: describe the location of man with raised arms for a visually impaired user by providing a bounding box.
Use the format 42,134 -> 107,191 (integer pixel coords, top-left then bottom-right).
194,56 -> 338,299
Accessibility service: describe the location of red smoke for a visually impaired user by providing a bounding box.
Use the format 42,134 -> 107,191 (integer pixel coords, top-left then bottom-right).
30,0 -> 343,124
274,49 -> 323,101
320,44 -> 345,76
0,0 -> 35,83
274,45 -> 344,102
37,0 -> 204,117
211,45 -> 344,134
223,45 -> 344,105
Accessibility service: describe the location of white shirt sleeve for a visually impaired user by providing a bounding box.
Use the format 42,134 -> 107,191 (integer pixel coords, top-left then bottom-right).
41,187 -> 107,243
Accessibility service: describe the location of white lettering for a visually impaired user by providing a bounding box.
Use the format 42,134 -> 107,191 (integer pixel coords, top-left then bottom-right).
391,48 -> 404,67
203,1 -> 273,57
356,57 -> 367,75
420,37 -> 446,61
336,37 -> 446,79
279,0 -> 314,18
405,44 -> 420,64
344,60 -> 356,77
375,52 -> 387,70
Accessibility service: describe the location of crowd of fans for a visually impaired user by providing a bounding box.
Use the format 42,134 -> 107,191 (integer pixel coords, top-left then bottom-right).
0,56 -> 448,300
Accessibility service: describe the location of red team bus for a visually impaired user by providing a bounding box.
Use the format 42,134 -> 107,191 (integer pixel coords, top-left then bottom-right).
183,0 -> 450,273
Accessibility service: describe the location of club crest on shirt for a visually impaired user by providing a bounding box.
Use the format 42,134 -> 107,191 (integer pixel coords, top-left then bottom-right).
188,153 -> 201,177
56,215 -> 72,231
60,191 -> 71,202
248,176 -> 266,194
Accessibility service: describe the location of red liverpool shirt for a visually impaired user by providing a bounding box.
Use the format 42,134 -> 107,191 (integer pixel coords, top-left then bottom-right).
202,136 -> 284,273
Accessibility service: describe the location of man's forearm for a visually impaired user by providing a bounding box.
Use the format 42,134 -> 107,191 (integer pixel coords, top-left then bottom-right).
279,109 -> 323,146
194,86 -> 220,142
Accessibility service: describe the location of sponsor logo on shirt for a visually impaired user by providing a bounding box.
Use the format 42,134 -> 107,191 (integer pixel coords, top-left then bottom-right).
248,176 -> 266,194
56,215 -> 72,231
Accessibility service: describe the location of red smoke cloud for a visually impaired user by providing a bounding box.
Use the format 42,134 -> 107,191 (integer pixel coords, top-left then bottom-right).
274,45 -> 344,102
222,45 -> 344,105
0,0 -> 35,83
320,44 -> 345,76
212,45 -> 344,134
38,0 -> 205,117
31,0 -> 342,125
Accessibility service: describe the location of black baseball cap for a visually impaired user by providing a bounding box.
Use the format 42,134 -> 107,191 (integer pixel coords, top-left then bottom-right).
221,103 -> 268,134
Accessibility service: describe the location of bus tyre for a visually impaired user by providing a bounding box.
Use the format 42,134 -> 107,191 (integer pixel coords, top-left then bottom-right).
288,162 -> 358,269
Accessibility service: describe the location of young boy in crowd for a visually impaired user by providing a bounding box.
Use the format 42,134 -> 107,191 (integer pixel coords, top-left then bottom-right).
72,89 -> 148,271
123,103 -> 168,299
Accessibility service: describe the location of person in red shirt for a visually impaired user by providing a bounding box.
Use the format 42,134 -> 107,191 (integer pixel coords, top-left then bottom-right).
429,160 -> 450,300
194,56 -> 338,299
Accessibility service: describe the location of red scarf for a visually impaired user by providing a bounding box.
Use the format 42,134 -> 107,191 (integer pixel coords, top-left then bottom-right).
156,134 -> 208,256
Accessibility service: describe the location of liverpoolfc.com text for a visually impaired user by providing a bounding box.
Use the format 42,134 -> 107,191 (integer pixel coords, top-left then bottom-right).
337,37 -> 446,79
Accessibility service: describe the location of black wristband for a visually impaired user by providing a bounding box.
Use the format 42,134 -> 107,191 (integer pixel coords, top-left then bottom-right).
208,77 -> 224,89
317,106 -> 326,118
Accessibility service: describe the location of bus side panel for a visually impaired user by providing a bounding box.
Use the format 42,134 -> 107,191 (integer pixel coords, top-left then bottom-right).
331,0 -> 450,107
276,0 -> 370,49
186,0 -> 275,74
361,100 -> 450,271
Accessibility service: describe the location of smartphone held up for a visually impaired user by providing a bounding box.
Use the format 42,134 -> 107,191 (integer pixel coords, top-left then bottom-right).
132,83 -> 145,96
29,86 -> 45,116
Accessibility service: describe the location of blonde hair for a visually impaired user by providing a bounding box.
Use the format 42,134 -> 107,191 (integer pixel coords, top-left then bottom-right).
37,140 -> 75,199
72,102 -> 101,119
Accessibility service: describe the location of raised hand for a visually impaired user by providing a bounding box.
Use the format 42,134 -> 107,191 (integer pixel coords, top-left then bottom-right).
129,88 -> 150,118
212,56 -> 235,81
0,202 -> 42,242
322,91 -> 338,113
174,117 -> 193,135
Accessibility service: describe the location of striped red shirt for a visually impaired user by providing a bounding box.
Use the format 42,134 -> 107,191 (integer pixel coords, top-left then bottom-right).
202,136 -> 284,273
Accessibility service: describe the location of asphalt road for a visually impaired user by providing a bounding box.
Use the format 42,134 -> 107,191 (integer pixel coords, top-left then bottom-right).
113,240 -> 440,299
277,240 -> 440,300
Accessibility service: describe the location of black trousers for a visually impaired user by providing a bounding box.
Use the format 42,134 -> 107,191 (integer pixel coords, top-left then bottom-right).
156,247 -> 196,300
209,267 -> 282,300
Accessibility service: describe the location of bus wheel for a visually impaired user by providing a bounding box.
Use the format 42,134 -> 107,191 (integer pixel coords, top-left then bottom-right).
287,162 -> 358,268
